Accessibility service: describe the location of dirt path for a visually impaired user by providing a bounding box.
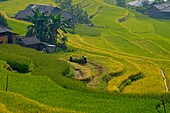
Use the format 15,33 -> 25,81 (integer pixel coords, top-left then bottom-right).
160,69 -> 168,92
87,62 -> 104,87
73,62 -> 104,86
88,62 -> 104,77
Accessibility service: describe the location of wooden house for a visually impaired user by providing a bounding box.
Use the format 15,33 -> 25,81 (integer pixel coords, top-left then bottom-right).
147,1 -> 170,19
0,25 -> 17,44
15,4 -> 75,22
128,0 -> 155,7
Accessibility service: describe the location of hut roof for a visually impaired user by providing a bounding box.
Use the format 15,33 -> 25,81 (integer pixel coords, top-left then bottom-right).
15,4 -> 75,20
18,36 -> 41,46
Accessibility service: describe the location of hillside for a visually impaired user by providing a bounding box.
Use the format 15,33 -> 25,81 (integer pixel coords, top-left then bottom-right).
0,0 -> 170,112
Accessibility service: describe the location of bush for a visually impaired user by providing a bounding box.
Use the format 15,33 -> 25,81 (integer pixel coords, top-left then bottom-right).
0,52 -> 34,73
119,79 -> 132,91
0,13 -> 8,27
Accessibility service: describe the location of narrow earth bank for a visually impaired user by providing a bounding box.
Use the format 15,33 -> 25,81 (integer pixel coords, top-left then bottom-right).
87,62 -> 104,87
160,69 -> 168,92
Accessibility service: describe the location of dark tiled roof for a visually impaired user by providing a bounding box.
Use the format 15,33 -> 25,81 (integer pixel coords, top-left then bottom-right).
154,2 -> 170,12
15,4 -> 56,19
62,10 -> 75,20
15,4 -> 74,20
0,25 -> 11,33
19,36 -> 41,46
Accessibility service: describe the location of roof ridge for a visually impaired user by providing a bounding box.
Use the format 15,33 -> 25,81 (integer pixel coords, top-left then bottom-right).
161,5 -> 170,10
0,25 -> 12,30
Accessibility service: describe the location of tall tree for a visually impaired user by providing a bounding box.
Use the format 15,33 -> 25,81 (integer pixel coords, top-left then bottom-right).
72,5 -> 90,24
0,13 -> 8,27
116,0 -> 126,7
60,0 -> 73,13
26,8 -> 48,42
45,13 -> 72,44
53,0 -> 91,24
142,0 -> 149,7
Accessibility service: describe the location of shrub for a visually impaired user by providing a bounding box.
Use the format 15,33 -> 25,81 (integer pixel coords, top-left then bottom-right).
0,13 -> 8,27
119,79 -> 131,91
0,52 -> 34,73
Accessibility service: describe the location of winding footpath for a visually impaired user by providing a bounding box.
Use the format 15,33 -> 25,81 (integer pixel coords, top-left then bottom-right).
160,69 -> 169,92
87,62 -> 104,87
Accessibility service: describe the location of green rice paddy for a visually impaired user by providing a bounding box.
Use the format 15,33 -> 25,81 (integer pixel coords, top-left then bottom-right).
0,0 -> 170,112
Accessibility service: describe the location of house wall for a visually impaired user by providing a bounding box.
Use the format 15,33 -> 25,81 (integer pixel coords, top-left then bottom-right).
147,7 -> 160,18
147,7 -> 170,19
8,34 -> 17,44
26,44 -> 42,50
0,32 -> 17,44
12,35 -> 17,44
0,36 -> 8,44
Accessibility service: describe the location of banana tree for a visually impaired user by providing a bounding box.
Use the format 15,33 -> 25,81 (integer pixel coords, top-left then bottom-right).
26,7 -> 49,42
45,12 -> 72,44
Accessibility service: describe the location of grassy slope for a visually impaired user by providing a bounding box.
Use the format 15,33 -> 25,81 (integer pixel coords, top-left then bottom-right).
0,90 -> 75,113
0,75 -> 163,113
71,0 -> 170,93
0,57 -> 166,113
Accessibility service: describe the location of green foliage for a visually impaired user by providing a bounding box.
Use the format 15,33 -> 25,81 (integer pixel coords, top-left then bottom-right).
119,79 -> 132,91
26,7 -> 72,45
0,52 -> 34,73
73,5 -> 91,24
116,0 -> 125,7
0,44 -> 88,91
26,8 -> 48,42
142,0 -> 149,7
0,90 -> 75,113
0,72 -> 163,113
54,0 -> 91,24
0,13 -> 8,27
155,0 -> 165,3
0,0 -> 170,112
60,0 -> 73,13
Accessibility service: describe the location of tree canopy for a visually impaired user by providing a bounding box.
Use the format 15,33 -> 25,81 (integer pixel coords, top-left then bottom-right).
0,13 -> 8,27
116,0 -> 125,7
26,7 -> 72,45
53,0 -> 91,24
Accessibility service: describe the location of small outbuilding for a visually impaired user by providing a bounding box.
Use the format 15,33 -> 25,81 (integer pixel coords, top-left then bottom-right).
17,36 -> 43,50
0,25 -> 17,44
17,36 -> 56,53
40,42 -> 56,53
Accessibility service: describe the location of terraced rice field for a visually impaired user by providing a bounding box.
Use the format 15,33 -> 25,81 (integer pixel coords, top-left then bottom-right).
66,0 -> 170,94
0,0 -> 169,94
0,0 -> 170,112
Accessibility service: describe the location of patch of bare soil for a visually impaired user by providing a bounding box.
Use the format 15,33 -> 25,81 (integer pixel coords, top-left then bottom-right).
73,62 -> 104,86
